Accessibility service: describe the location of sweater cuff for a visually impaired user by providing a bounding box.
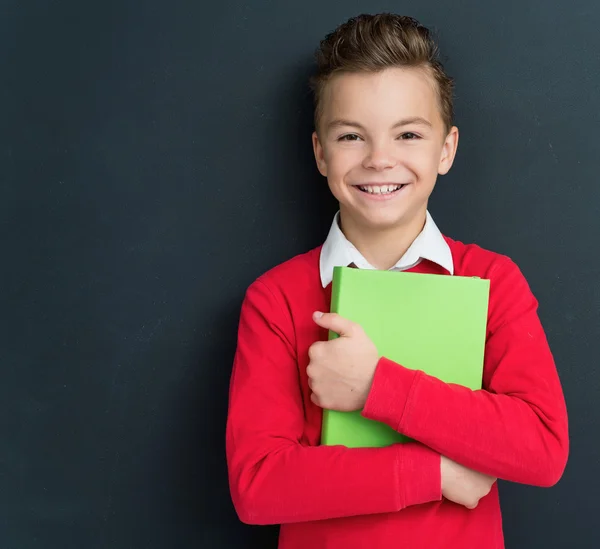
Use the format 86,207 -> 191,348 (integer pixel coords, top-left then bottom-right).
362,357 -> 420,432
399,443 -> 442,508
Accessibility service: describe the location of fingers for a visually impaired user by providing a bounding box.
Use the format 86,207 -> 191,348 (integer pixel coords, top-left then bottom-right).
307,355 -> 325,408
308,340 -> 325,361
312,311 -> 360,337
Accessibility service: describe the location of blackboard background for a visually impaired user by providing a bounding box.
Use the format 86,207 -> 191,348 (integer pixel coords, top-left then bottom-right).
1,0 -> 598,547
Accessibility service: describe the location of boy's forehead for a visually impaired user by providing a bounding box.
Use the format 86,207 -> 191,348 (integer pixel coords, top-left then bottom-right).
321,67 -> 442,126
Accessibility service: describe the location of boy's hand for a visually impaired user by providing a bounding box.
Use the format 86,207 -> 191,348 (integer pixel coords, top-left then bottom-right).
307,311 -> 379,411
441,456 -> 496,509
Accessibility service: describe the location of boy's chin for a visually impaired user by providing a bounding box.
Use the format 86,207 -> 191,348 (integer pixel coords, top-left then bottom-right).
339,201 -> 427,232
355,208 -> 421,231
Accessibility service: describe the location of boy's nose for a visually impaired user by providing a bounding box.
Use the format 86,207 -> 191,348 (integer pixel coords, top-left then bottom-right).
362,146 -> 397,171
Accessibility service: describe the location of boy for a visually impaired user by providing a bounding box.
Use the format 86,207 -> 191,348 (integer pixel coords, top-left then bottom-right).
226,13 -> 568,549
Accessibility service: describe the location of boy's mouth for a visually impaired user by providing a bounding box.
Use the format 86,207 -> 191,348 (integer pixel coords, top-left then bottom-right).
356,184 -> 406,195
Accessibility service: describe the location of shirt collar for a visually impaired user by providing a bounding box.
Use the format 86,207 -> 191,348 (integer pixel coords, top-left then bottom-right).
319,210 -> 454,287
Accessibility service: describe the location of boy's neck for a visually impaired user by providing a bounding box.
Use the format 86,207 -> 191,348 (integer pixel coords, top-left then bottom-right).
338,209 -> 427,271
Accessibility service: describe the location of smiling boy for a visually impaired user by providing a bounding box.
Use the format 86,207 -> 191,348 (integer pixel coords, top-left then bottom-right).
226,13 -> 568,549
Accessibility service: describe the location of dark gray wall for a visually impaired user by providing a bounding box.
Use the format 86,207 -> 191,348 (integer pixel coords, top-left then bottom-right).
1,0 -> 598,547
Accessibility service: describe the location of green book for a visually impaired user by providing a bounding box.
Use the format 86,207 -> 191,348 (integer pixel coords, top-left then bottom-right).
321,266 -> 490,448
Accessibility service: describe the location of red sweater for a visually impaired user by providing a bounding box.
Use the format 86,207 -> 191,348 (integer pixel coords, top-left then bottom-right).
226,238 -> 569,549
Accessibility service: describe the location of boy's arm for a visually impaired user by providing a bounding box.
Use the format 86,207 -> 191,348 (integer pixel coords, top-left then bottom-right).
361,257 -> 569,486
226,279 -> 441,525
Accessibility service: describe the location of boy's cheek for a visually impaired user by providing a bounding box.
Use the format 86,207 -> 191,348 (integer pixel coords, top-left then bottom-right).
327,157 -> 358,178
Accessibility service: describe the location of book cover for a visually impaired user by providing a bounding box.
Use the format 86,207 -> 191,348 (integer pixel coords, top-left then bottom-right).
321,266 -> 490,448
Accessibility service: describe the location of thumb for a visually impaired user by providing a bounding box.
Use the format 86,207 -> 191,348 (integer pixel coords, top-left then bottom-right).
313,311 -> 357,337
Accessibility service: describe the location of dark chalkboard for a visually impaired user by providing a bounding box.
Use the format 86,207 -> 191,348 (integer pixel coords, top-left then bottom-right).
1,0 -> 598,547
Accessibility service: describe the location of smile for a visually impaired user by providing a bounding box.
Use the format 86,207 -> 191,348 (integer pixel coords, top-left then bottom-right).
356,184 -> 406,195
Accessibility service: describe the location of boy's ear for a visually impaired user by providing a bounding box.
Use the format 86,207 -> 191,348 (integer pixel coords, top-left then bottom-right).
438,126 -> 459,175
312,131 -> 328,177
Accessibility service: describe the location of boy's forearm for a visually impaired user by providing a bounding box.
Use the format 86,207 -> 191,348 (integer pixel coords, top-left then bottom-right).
226,436 -> 440,525
362,357 -> 567,485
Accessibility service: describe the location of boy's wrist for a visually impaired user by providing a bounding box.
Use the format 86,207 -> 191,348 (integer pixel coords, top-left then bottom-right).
399,443 -> 442,508
361,356 -> 419,432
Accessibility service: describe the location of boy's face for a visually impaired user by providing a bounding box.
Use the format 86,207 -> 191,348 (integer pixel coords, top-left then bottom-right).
312,67 -> 458,234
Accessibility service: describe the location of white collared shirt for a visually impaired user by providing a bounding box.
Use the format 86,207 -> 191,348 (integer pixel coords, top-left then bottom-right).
319,211 -> 454,287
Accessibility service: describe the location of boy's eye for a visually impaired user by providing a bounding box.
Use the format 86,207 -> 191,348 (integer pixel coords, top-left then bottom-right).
399,132 -> 420,140
339,134 -> 362,141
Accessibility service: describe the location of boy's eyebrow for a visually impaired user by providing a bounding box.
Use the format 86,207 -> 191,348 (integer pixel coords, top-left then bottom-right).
392,117 -> 432,129
327,117 -> 433,131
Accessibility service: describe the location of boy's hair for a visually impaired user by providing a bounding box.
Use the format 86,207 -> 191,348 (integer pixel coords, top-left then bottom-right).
310,13 -> 454,133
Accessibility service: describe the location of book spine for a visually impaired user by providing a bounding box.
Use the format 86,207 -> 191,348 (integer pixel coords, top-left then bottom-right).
328,267 -> 343,342
321,267 -> 343,444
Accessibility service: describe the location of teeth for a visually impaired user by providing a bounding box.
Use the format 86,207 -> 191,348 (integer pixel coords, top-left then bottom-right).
358,184 -> 402,194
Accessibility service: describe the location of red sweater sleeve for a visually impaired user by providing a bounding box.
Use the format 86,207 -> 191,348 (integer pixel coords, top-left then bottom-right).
226,279 -> 441,525
362,258 -> 569,487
